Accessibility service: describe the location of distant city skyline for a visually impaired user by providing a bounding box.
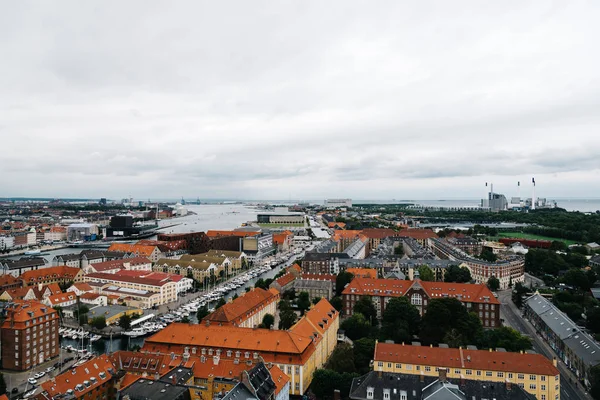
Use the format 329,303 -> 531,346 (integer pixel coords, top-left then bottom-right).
1,2 -> 599,199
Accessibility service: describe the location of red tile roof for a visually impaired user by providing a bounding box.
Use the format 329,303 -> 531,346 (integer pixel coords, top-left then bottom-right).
21,266 -> 80,283
346,268 -> 377,279
205,288 -> 278,325
1,300 -> 57,326
108,244 -> 158,257
0,274 -> 21,287
342,278 -> 412,297
267,364 -> 290,397
274,272 -> 296,287
72,283 -> 93,292
300,273 -> 336,282
86,270 -> 181,287
41,354 -> 115,398
43,283 -> 63,295
333,230 -> 363,240
136,239 -> 187,251
360,228 -> 397,239
397,228 -> 438,240
374,342 -> 559,376
47,293 -> 76,305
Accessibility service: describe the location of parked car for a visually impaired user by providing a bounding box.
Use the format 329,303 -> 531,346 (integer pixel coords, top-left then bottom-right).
27,378 -> 37,385
45,366 -> 55,372
33,372 -> 45,379
11,388 -> 18,394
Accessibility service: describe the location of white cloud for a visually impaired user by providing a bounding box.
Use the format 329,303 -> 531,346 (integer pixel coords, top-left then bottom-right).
1,1 -> 599,200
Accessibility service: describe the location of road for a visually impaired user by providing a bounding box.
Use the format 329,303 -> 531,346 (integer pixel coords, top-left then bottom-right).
498,289 -> 591,400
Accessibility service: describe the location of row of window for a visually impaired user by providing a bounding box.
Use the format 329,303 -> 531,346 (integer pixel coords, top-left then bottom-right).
378,362 -> 553,382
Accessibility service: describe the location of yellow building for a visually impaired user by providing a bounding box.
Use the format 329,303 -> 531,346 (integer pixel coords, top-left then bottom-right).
374,342 -> 560,400
154,258 -> 222,282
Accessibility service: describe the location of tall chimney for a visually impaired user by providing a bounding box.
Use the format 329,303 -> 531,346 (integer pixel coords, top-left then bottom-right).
420,373 -> 424,383
333,389 -> 341,400
532,177 -> 536,210
506,380 -> 512,391
438,368 -> 447,383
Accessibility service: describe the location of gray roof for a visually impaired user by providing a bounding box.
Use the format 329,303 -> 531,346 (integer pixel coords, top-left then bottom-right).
218,382 -> 258,400
526,294 -> 600,367
349,371 -> 535,400
121,378 -> 190,400
303,252 -> 349,261
159,367 -> 193,385
340,258 -> 386,268
2,257 -> 47,269
396,259 -> 458,268
88,304 -> 140,320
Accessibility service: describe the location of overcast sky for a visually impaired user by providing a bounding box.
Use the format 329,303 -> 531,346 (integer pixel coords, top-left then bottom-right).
1,1 -> 599,201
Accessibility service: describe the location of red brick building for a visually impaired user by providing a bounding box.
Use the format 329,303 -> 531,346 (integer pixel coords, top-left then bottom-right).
342,278 -> 501,328
1,300 -> 59,370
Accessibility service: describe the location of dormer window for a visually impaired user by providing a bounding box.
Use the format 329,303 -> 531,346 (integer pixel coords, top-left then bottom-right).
367,387 -> 374,400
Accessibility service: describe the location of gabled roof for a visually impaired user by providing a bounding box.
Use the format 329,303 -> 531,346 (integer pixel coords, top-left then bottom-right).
347,268 -> 377,279
86,270 -> 182,287
274,272 -> 296,287
47,293 -> 76,305
43,283 -> 63,295
374,342 -> 559,377
108,243 -> 158,257
72,283 -> 93,292
41,355 -> 116,398
333,230 -> 364,240
0,274 -> 21,287
266,364 -> 290,397
342,277 -> 412,297
205,288 -> 278,324
1,300 -> 57,325
20,266 -> 80,283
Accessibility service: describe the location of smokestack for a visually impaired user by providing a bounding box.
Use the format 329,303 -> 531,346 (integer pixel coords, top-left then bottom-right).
532,177 -> 536,210
439,368 -> 447,382
517,181 -> 521,205
333,389 -> 341,400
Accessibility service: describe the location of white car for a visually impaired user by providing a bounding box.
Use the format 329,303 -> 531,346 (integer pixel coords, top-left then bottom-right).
45,366 -> 55,373
27,378 -> 37,385
34,372 -> 45,379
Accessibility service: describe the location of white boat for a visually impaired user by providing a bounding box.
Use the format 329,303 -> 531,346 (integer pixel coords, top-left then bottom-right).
24,250 -> 41,255
123,328 -> 146,337
89,335 -> 102,342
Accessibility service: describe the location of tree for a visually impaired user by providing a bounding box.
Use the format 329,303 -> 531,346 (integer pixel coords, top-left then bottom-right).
260,313 -> 275,329
216,297 -> 226,308
311,369 -> 358,400
476,326 -> 532,353
312,297 -> 322,305
90,316 -> 106,330
119,314 -> 133,330
326,344 -> 356,373
197,305 -> 210,321
74,304 -> 89,326
340,313 -> 372,341
394,245 -> 404,256
590,364 -> 600,400
353,297 -> 378,326
232,293 -> 239,300
380,297 -> 421,344
297,291 -> 311,315
0,372 -> 6,396
255,278 -> 274,290
181,316 -> 190,323
487,276 -> 500,291
512,282 -> 530,308
353,338 -> 376,374
444,265 -> 472,283
330,296 -> 343,312
420,298 -> 482,346
417,265 -> 435,281
587,307 -> 600,334
562,268 -> 593,291
478,248 -> 497,262
279,300 -> 297,330
336,271 -> 354,296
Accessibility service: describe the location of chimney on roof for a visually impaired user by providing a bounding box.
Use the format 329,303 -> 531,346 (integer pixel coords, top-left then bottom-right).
205,319 -> 210,327
438,368 -> 447,383
419,373 -> 424,383
333,389 -> 341,400
506,380 -> 512,391
553,357 -> 557,367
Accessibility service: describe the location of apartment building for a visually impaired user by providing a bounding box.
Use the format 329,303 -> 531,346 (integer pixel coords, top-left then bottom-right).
373,342 -> 560,400
143,299 -> 339,396
429,238 -> 525,289
343,278 -> 501,327
84,270 -> 180,308
108,243 -> 162,262
39,354 -> 117,400
524,293 -> 600,388
204,287 -> 279,328
84,257 -> 152,274
1,257 -> 48,277
302,252 -> 349,274
1,300 -> 59,371
20,266 -> 82,287
154,258 -> 220,282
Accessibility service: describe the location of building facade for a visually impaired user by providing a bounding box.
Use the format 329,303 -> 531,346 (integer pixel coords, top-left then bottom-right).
204,287 -> 279,328
1,300 -> 59,371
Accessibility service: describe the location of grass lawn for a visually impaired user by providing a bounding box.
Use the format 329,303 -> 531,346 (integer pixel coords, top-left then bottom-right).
496,231 -> 578,246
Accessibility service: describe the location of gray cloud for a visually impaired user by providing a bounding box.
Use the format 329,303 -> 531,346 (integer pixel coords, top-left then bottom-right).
1,1 -> 599,200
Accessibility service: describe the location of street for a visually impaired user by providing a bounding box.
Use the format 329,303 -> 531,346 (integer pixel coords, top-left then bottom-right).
497,289 -> 591,400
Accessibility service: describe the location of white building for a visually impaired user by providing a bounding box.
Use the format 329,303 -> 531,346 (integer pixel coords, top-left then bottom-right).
67,223 -> 99,241
324,199 -> 352,209
0,236 -> 14,250
177,277 -> 194,293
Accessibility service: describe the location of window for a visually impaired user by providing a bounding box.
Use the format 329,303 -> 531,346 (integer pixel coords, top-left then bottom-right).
15,361 -> 18,366
508,373 -> 513,379
287,366 -> 292,374
479,311 -> 483,318
465,370 -> 472,375
486,371 -> 492,377
541,376 -> 546,381
411,293 -> 422,306
388,363 -> 392,369
295,383 -> 300,391
400,392 -> 407,400
476,370 -> 481,376
227,350 -> 232,357
383,390 -> 390,400
15,336 -> 18,343
15,345 -> 18,350
529,384 -> 536,390
425,366 -> 431,372
416,366 -> 420,371
541,385 -> 546,391
530,375 -> 536,381
378,362 -> 383,367
366,387 -> 374,400
295,366 -> 300,375
396,364 -> 402,369
541,396 -> 546,400
454,370 -> 460,375
406,365 -> 412,371
497,372 -> 503,378
518,374 -> 524,380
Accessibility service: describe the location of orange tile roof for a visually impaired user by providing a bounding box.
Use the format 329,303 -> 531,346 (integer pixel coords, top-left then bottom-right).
136,239 -> 187,251
300,273 -> 336,282
333,230 -> 363,240
110,350 -> 172,377
288,264 -> 302,273
144,323 -> 312,357
274,272 -> 296,287
80,292 -> 102,300
342,278 -> 412,297
192,357 -> 250,380
43,283 -> 63,295
47,293 -> 76,305
419,280 -> 500,305
360,228 -> 397,239
20,266 -> 80,284
397,228 -> 438,240
267,364 -> 290,396
273,233 -> 291,245
374,342 -> 559,376
298,298 -> 339,336
0,274 -> 20,287
108,244 -> 158,257
41,354 -> 115,398
2,287 -> 36,300
206,230 -> 260,238
1,300 -> 57,326
0,394 -> 9,400
346,268 -> 377,279
205,288 -> 279,325
72,283 -> 93,292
